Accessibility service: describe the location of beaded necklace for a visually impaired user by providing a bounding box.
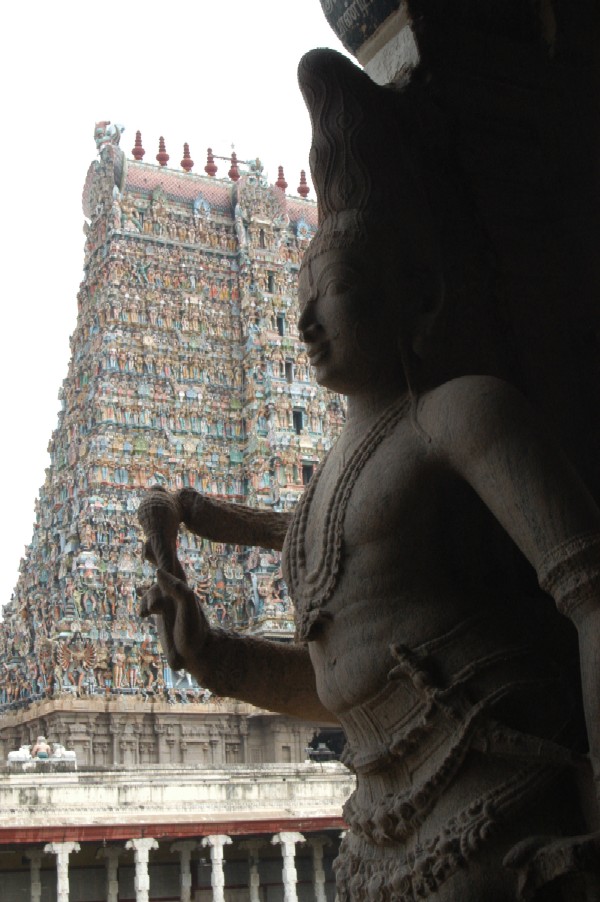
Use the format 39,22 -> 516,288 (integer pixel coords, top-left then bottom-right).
287,396 -> 410,640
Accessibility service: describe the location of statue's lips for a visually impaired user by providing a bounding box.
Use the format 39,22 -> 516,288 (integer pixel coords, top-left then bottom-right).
306,344 -> 329,365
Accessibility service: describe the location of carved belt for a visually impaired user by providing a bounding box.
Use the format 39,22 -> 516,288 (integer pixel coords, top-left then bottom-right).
338,614 -> 580,847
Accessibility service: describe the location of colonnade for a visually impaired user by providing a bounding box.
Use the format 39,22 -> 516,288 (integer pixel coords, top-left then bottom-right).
24,830 -> 337,900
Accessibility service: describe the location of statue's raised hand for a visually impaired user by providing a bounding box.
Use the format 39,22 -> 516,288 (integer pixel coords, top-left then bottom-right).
138,486 -> 186,581
141,569 -> 210,674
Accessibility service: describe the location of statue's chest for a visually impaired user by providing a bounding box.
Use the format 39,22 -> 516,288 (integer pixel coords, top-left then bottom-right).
284,400 -> 413,639
302,449 -> 347,560
300,446 -> 389,562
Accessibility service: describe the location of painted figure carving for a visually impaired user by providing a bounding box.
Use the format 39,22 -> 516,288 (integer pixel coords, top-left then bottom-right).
93,121 -> 124,153
139,50 -> 600,899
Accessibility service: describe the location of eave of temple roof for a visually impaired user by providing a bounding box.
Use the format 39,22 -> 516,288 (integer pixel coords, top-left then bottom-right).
287,197 -> 318,228
124,159 -> 319,226
125,161 -> 234,211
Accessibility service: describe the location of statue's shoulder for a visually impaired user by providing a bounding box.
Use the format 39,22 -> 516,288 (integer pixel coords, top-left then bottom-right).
418,376 -> 532,456
423,374 -> 524,411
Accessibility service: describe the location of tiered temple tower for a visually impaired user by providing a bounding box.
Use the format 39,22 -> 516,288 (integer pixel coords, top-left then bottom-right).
0,123 -> 345,764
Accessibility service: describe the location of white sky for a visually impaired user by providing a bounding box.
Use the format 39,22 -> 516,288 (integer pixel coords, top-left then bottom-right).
0,0 -> 347,613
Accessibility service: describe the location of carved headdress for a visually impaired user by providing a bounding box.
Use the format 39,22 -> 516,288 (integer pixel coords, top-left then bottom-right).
297,48 -> 440,266
296,49 -> 520,390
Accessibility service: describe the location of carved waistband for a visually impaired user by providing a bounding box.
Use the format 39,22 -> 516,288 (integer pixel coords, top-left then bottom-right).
339,612 -> 575,777
338,614 -> 579,848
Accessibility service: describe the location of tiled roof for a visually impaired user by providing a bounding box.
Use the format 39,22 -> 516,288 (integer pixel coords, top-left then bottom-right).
286,198 -> 318,228
124,160 -> 319,224
125,162 -> 234,212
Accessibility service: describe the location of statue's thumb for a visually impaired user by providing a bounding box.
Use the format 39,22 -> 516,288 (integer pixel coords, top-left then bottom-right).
156,569 -> 182,596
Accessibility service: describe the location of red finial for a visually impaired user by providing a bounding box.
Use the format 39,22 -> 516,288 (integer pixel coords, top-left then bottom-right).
228,151 -> 240,182
205,148 -> 218,177
181,143 -> 194,172
297,169 -> 310,198
132,130 -> 145,161
275,165 -> 288,191
156,137 -> 169,167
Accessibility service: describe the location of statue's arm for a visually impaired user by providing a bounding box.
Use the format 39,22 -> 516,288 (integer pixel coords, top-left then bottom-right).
137,488 -> 335,723
143,570 -> 337,723
424,375 -> 600,788
176,487 -> 292,551
138,486 -> 291,564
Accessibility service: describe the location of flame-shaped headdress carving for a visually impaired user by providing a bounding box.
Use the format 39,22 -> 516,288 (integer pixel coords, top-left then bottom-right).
297,48 -> 439,265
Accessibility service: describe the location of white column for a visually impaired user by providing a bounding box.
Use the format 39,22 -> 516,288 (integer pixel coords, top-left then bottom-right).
239,839 -> 263,902
44,842 -> 80,902
308,835 -> 330,902
271,832 -> 305,902
26,849 -> 44,902
126,837 -> 158,902
96,846 -> 121,902
201,834 -> 232,902
170,840 -> 197,902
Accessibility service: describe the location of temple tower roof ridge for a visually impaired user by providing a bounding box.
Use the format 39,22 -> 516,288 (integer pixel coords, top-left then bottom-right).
84,124 -> 316,225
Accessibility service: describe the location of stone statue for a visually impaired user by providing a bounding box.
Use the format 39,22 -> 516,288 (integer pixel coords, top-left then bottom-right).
139,49 -> 600,900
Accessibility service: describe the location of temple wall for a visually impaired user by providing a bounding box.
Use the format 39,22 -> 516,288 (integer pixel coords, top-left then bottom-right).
0,697 -> 323,768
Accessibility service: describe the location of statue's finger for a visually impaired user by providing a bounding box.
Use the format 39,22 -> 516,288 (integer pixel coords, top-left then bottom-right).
153,615 -> 185,671
141,584 -> 171,617
156,568 -> 192,601
143,540 -> 158,565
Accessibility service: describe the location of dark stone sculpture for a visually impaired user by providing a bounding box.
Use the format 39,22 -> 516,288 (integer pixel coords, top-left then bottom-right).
139,6 -> 600,898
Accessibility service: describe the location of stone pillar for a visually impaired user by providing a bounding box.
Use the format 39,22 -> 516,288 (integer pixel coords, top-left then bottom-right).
201,834 -> 232,902
334,831 -> 347,902
25,849 -> 44,902
96,846 -> 121,902
308,835 -> 330,902
239,719 -> 249,763
271,832 -> 305,902
170,840 -> 197,902
239,839 -> 263,902
43,842 -> 80,902
126,837 -> 158,902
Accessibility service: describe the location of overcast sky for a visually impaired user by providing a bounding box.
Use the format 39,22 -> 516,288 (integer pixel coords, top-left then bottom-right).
0,1 -> 347,613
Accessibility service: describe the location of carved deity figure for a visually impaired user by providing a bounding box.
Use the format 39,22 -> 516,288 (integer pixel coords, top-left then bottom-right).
93,121 -> 124,153
139,50 -> 600,900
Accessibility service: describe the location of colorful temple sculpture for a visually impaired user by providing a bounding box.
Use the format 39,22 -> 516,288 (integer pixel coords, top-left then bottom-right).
0,124 -> 348,901
0,123 -> 345,767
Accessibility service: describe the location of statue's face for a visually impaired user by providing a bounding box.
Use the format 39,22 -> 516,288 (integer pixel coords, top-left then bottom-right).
298,247 -> 401,395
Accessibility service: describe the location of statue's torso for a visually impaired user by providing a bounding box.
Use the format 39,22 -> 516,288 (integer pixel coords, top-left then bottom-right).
283,400 -> 585,900
285,407 -> 544,712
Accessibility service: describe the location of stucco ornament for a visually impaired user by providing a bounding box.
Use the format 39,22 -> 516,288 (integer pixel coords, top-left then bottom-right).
93,121 -> 124,153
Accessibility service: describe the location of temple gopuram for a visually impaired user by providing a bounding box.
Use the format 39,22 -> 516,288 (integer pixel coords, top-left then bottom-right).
0,123 -> 348,900
0,123 -> 343,763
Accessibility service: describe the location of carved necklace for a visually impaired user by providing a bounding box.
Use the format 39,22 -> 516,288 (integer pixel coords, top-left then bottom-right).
287,396 -> 410,640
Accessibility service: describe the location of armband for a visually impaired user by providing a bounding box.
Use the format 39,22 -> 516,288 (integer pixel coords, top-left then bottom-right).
537,531 -> 600,619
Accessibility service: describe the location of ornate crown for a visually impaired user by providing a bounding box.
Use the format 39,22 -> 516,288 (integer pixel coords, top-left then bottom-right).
297,48 -> 433,247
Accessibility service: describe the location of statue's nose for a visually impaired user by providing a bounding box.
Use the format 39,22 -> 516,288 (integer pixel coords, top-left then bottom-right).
299,321 -> 320,343
298,303 -> 317,340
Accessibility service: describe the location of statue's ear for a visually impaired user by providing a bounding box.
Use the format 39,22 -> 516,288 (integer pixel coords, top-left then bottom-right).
409,272 -> 445,359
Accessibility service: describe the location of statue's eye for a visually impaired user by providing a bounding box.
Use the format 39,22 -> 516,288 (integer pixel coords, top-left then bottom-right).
323,279 -> 352,296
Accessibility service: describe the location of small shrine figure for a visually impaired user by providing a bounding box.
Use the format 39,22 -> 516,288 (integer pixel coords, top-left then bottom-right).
31,736 -> 51,759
